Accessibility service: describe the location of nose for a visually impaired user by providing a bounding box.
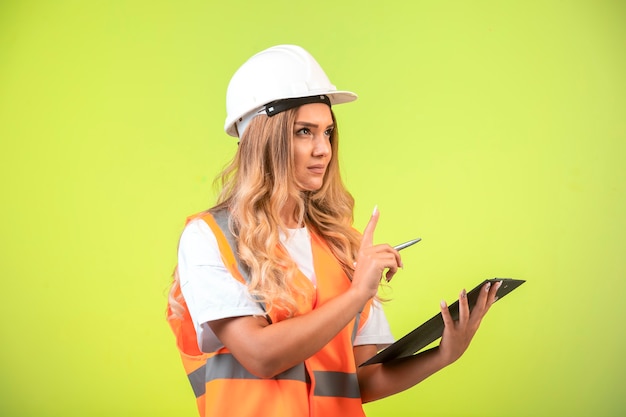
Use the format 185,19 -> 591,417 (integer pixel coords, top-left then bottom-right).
312,135 -> 331,157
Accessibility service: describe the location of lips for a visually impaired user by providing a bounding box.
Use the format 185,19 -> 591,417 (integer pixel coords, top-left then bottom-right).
307,164 -> 326,175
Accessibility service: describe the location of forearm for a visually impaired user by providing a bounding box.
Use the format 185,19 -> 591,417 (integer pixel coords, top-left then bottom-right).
210,287 -> 369,378
356,346 -> 452,403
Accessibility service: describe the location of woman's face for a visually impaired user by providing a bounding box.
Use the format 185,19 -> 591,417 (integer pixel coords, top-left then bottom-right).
292,103 -> 334,192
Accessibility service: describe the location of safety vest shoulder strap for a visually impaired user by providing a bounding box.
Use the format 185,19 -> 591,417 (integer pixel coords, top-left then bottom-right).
206,208 -> 252,284
196,209 -> 267,312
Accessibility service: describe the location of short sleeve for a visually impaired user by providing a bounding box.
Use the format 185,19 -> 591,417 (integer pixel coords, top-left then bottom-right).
353,299 -> 395,350
177,218 -> 265,352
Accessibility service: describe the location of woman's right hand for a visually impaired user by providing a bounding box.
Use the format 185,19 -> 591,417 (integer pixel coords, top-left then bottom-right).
352,206 -> 402,300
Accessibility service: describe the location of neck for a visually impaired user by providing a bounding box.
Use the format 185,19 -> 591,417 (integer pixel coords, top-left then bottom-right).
280,199 -> 302,229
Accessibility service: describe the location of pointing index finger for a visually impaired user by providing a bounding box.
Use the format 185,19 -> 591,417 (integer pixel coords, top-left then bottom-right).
361,205 -> 379,248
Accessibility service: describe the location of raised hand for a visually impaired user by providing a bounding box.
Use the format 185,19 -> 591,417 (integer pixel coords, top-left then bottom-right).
352,206 -> 402,300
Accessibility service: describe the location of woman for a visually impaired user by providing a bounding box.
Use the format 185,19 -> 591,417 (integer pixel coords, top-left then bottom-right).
167,45 -> 500,417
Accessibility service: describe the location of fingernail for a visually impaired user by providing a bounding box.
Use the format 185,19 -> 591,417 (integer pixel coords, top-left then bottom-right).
461,289 -> 467,298
353,261 -> 357,268
440,300 -> 447,309
494,296 -> 499,302
485,282 -> 492,292
372,205 -> 378,215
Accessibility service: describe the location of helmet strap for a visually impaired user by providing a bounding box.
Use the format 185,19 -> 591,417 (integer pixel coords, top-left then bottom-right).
264,95 -> 331,117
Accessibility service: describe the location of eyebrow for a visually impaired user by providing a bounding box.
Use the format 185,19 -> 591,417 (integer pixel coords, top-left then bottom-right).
294,121 -> 335,129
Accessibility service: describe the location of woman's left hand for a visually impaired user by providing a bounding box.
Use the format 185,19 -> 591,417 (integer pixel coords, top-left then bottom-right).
438,280 -> 501,365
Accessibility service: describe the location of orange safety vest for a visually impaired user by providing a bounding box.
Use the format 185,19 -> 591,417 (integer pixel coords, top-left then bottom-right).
167,209 -> 372,417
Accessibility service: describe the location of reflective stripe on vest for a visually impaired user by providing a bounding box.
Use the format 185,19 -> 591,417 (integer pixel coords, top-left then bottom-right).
210,208 -> 251,284
209,208 -> 268,312
313,371 -> 361,398
188,353 -> 308,397
188,352 -> 360,400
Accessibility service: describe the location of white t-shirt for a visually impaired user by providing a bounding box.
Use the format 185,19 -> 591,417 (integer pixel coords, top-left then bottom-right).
177,218 -> 395,353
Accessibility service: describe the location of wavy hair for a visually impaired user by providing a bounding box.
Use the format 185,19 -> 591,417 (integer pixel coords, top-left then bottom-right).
169,107 -> 361,319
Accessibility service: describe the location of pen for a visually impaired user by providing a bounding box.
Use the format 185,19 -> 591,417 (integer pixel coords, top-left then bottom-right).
393,238 -> 422,251
353,238 -> 422,269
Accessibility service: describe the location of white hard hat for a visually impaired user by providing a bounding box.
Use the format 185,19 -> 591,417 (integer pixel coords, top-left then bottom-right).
224,45 -> 358,138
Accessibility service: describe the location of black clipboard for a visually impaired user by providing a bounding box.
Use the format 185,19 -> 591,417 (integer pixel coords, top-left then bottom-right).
360,278 -> 525,367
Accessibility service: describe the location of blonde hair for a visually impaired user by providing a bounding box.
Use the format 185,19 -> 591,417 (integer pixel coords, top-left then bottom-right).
170,107 -> 361,319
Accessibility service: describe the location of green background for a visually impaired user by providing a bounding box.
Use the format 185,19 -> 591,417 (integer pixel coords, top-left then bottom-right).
1,1 -> 624,416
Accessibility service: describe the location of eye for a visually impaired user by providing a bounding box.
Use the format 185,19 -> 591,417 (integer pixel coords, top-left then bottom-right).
324,128 -> 334,137
296,127 -> 311,136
